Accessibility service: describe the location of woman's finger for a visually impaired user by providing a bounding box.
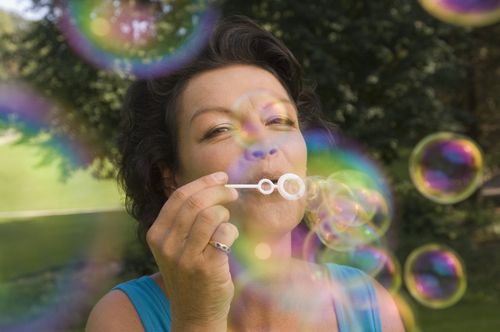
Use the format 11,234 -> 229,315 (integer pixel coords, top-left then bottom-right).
182,205 -> 231,254
204,222 -> 239,260
166,185 -> 238,245
147,172 -> 229,244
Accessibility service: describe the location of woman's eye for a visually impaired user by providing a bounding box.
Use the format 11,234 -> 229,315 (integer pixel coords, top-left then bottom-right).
267,117 -> 296,127
203,125 -> 233,139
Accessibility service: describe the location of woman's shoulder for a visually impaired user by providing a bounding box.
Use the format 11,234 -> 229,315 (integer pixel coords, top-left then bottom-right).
86,274 -> 172,332
86,274 -> 168,332
86,282 -> 145,332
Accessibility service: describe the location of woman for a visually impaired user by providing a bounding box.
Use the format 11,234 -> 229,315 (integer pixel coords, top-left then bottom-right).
86,15 -> 404,331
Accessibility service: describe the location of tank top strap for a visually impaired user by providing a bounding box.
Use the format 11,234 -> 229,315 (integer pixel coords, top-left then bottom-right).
326,263 -> 382,332
113,275 -> 172,332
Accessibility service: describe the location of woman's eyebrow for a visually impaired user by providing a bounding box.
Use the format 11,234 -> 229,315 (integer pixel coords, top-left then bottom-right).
189,107 -> 233,124
264,98 -> 296,109
262,98 -> 298,116
190,97 -> 296,124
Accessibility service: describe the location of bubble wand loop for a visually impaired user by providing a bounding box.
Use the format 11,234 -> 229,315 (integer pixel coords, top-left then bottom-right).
225,173 -> 305,201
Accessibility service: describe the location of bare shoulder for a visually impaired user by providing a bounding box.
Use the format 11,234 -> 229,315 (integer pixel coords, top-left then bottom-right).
373,281 -> 405,332
85,289 -> 144,332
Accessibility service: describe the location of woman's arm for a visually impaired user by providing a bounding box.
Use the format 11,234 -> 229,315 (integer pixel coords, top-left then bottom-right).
85,290 -> 144,332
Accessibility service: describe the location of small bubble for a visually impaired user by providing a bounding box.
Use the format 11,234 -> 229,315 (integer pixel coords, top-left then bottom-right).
409,132 -> 483,204
404,243 -> 467,309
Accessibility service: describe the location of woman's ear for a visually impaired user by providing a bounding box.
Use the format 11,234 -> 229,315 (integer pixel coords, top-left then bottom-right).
159,164 -> 177,196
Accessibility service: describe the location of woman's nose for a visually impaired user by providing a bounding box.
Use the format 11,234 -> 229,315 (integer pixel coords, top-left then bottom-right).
244,144 -> 279,161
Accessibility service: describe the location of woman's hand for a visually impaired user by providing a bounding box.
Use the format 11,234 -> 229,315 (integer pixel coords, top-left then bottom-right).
146,172 -> 239,332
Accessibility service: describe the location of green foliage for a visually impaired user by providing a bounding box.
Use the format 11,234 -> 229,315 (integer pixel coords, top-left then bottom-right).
2,0 -> 498,169
221,0 -> 500,164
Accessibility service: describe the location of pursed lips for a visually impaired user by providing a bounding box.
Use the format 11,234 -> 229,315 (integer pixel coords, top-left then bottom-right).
247,171 -> 285,185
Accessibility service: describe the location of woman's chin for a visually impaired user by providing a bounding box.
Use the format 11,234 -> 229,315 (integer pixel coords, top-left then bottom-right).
229,199 -> 304,239
231,206 -> 303,238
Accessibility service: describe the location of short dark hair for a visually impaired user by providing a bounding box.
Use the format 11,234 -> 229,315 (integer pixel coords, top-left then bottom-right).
117,15 -> 333,250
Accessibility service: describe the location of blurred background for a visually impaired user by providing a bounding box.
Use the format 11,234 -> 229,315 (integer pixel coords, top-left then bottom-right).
0,0 -> 499,331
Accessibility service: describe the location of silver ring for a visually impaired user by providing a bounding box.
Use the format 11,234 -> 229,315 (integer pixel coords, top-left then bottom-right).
208,240 -> 231,254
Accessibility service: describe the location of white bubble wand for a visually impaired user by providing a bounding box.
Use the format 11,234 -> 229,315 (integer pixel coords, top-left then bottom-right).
225,173 -> 306,201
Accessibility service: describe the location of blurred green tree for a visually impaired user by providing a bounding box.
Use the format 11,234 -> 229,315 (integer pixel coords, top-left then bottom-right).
2,0 -> 498,170
220,0 -> 500,245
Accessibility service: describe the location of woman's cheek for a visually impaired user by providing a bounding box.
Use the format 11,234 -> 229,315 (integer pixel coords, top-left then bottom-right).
194,145 -> 239,171
287,134 -> 307,172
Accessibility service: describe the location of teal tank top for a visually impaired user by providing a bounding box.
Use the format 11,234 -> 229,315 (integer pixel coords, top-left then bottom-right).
113,264 -> 382,331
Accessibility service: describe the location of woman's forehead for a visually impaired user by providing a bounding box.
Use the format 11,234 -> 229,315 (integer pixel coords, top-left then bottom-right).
179,64 -> 291,120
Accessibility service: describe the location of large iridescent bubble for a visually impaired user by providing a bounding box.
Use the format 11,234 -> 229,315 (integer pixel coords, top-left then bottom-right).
229,90 -> 298,149
404,243 -> 467,309
0,82 -> 125,331
419,0 -> 500,27
58,0 -> 218,78
0,81 -> 90,167
409,132 -> 483,204
223,89 -> 306,188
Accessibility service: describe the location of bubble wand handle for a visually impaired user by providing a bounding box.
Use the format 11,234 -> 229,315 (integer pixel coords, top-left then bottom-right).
226,178 -> 276,195
225,173 -> 306,201
225,184 -> 260,189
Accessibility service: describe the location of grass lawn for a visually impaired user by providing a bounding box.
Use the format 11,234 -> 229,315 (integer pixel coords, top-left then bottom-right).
415,298 -> 500,332
0,211 -> 136,281
1,212 -> 499,331
0,136 -> 143,330
0,140 -> 123,213
0,211 -> 138,330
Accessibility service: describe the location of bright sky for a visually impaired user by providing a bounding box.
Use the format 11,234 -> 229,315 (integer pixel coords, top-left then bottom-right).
0,0 -> 48,21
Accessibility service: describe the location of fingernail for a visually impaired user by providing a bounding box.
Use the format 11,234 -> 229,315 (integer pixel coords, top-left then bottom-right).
213,171 -> 228,182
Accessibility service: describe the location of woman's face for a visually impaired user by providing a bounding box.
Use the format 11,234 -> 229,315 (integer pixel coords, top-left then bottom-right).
171,64 -> 307,238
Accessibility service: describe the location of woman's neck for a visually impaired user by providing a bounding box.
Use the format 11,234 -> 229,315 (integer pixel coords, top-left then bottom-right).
229,231 -> 295,282
227,246 -> 338,332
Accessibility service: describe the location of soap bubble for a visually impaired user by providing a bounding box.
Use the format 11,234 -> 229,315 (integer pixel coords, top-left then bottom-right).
321,177 -> 360,228
304,175 -> 391,251
419,0 -> 500,27
0,81 -> 91,166
393,294 -> 422,332
303,131 -> 394,251
409,132 -> 483,204
328,171 -> 391,228
404,243 -> 467,308
374,249 -> 402,293
58,0 -> 217,78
